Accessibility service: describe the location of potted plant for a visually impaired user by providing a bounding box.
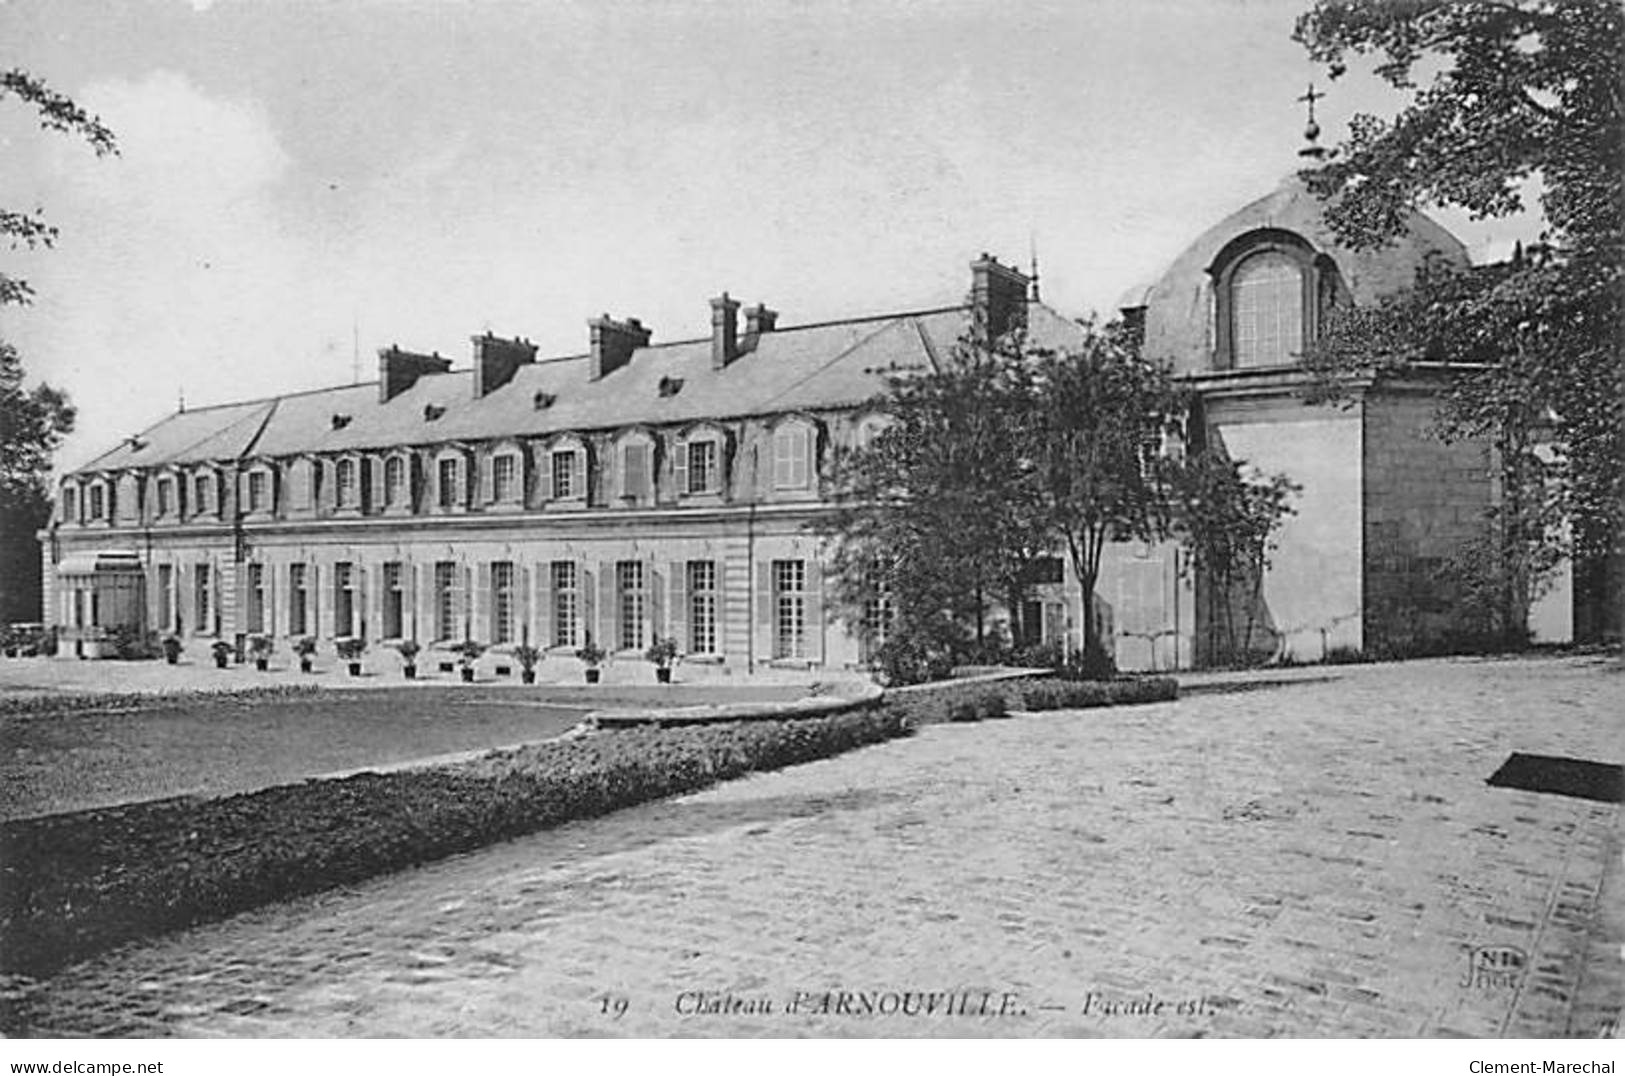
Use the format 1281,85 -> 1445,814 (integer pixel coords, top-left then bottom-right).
294,636 -> 318,673
575,635 -> 606,684
512,643 -> 542,685
161,634 -> 183,665
645,635 -> 679,684
248,634 -> 274,672
455,638 -> 485,683
210,639 -> 234,670
396,639 -> 421,680
336,636 -> 367,677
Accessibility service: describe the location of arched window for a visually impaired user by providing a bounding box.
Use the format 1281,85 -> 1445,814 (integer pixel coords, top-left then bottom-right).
335,458 -> 358,509
384,455 -> 407,508
1231,251 -> 1303,368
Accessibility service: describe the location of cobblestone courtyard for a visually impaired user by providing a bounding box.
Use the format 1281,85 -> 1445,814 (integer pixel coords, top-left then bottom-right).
6,655 -> 1621,1038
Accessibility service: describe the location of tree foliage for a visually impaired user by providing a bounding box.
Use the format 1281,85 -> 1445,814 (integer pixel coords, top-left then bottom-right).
826,319 -> 1295,682
1294,0 -> 1623,573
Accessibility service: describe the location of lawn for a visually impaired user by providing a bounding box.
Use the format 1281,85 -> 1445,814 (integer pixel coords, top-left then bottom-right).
1,688 -> 570,821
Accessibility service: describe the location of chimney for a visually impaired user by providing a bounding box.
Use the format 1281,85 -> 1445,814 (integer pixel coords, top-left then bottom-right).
970,253 -> 1032,343
588,314 -> 651,380
472,333 -> 537,398
710,293 -> 741,370
741,303 -> 779,355
378,345 -> 453,404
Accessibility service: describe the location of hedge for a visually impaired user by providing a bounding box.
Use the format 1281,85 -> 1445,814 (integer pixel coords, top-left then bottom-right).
1016,678 -> 1178,711
0,706 -> 909,979
0,684 -> 321,718
882,674 -> 1178,726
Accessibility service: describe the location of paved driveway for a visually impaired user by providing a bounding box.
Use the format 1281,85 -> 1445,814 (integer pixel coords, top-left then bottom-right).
6,655 -> 1621,1037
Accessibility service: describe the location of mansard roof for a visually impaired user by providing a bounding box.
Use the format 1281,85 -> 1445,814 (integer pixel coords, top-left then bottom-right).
73,301 -> 1087,476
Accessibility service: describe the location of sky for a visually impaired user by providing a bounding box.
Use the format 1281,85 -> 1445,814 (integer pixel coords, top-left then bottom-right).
2,0 -> 1543,472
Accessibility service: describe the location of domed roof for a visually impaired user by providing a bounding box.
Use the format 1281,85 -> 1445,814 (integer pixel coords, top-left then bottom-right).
1140,173 -> 1468,374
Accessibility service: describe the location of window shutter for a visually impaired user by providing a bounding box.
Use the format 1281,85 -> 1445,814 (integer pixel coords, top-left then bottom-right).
582,444 -> 596,506
756,560 -> 774,664
721,431 -> 736,497
806,557 -> 824,664
479,451 -> 495,506
674,438 -> 689,498
804,425 -> 817,488
266,563 -> 277,637
366,457 -> 382,514
649,560 -> 664,643
669,561 -> 688,653
580,562 -> 595,649
539,449 -> 555,502
476,562 -> 492,643
598,562 -> 616,649
311,563 -> 328,641
517,564 -> 531,646
174,563 -> 188,634
534,563 -> 553,648
363,565 -> 379,641
416,563 -> 432,643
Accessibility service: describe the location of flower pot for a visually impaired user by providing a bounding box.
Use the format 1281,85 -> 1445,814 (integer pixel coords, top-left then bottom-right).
521,669 -> 536,684
214,655 -> 228,669
300,658 -> 313,673
655,666 -> 672,684
348,662 -> 362,677
255,659 -> 269,672
165,654 -> 179,666
585,668 -> 601,684
403,664 -> 417,680
460,667 -> 475,683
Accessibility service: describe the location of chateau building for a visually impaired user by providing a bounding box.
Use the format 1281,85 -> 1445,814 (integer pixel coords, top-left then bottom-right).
45,172 -> 1592,673
45,257 -> 1093,673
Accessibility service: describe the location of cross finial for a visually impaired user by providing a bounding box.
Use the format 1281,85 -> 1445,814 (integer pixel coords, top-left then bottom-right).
1297,82 -> 1328,160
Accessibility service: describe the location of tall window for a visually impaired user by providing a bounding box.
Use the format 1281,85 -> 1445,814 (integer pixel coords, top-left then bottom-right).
385,456 -> 407,508
438,458 -> 459,509
551,561 -> 578,648
60,486 -> 76,522
88,485 -> 105,520
772,559 -> 806,659
194,562 -> 212,634
248,471 -> 268,513
491,561 -> 515,644
434,561 -> 458,640
155,479 -> 171,517
334,562 -> 357,637
245,563 -> 266,634
289,564 -> 309,635
193,474 -> 211,515
862,574 -> 893,662
687,560 -> 717,655
382,561 -> 404,639
1231,250 -> 1302,368
773,425 -> 810,489
616,560 -> 645,651
492,454 -> 517,503
335,459 -> 357,509
621,443 -> 650,501
156,564 -> 173,632
551,449 -> 579,499
686,440 -> 716,494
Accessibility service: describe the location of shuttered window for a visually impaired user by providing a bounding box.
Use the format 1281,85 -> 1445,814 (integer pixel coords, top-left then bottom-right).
434,561 -> 458,641
491,561 -> 516,644
246,563 -> 266,634
616,561 -> 645,651
773,425 -> 810,489
385,456 -> 407,508
687,560 -> 717,655
382,562 -> 405,639
772,559 -> 806,659
551,561 -> 578,648
289,564 -> 309,636
492,454 -> 517,503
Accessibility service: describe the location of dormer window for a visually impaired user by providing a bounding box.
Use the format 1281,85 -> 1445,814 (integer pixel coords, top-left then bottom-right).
549,447 -> 583,501
335,458 -> 358,509
618,436 -> 652,502
88,484 -> 106,521
1209,229 -> 1340,371
192,473 -> 213,517
247,470 -> 269,513
155,477 -> 173,517
492,452 -> 517,503
1231,251 -> 1302,368
384,455 -> 407,509
437,456 -> 461,509
773,421 -> 813,490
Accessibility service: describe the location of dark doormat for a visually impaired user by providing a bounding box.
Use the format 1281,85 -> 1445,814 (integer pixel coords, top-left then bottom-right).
1487,753 -> 1624,804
